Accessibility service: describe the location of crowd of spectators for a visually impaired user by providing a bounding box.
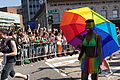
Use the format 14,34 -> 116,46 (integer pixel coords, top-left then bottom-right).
4,26 -> 75,64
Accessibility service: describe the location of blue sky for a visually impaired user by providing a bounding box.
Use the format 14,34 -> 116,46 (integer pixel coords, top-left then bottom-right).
0,0 -> 21,8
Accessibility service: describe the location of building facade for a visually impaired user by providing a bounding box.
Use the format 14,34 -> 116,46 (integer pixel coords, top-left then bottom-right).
33,0 -> 120,30
21,0 -> 41,26
0,11 -> 21,29
0,7 -> 17,14
11,6 -> 22,14
0,7 -> 23,29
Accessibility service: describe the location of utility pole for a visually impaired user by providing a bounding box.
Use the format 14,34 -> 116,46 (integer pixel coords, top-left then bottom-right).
44,0 -> 49,31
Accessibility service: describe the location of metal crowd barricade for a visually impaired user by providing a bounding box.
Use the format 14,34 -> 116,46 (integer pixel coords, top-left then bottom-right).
16,42 -> 77,65
16,43 -> 29,65
33,43 -> 43,61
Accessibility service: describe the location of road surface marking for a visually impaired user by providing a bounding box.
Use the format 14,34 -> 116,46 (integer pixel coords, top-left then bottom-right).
46,54 -> 78,62
53,59 -> 78,66
45,62 -> 68,77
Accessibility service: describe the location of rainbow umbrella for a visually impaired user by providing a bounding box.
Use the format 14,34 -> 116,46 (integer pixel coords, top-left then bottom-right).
60,7 -> 119,59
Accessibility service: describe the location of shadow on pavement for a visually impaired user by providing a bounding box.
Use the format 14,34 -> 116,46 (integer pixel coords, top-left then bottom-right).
108,69 -> 120,79
109,61 -> 120,66
31,65 -> 80,74
112,57 -> 120,60
31,67 -> 53,74
114,70 -> 120,73
37,77 -> 80,80
55,65 -> 80,70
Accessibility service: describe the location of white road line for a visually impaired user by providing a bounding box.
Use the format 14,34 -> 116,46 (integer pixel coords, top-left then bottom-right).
45,62 -> 67,77
46,55 -> 78,62
45,60 -> 120,80
53,59 -> 78,66
111,66 -> 120,72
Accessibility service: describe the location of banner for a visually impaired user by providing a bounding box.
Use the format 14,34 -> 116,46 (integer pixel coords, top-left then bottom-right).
27,21 -> 37,30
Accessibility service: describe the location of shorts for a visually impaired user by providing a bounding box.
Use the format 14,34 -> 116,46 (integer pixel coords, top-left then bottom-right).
81,57 -> 100,74
1,63 -> 15,80
62,45 -> 67,50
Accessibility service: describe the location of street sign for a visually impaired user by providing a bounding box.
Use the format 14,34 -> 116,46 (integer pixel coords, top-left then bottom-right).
48,9 -> 58,14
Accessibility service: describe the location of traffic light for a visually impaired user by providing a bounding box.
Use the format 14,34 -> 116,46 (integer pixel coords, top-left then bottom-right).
48,15 -> 53,24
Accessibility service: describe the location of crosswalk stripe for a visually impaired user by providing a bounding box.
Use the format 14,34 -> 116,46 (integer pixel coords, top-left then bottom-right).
45,62 -> 68,77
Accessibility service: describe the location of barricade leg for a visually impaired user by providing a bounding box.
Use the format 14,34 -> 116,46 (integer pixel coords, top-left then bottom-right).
54,43 -> 57,57
21,50 -> 24,65
48,44 -> 53,59
44,45 -> 48,60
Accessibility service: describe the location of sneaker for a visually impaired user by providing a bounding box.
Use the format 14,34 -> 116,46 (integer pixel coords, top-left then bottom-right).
107,71 -> 113,75
25,74 -> 30,80
103,71 -> 113,77
99,71 -> 107,76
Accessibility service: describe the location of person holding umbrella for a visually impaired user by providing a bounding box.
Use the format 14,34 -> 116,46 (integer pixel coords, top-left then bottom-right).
78,19 -> 103,80
60,7 -> 119,80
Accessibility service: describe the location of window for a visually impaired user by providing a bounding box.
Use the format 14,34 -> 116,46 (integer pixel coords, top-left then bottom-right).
33,5 -> 36,8
37,5 -> 39,8
101,10 -> 107,18
64,8 -> 71,11
112,10 -> 119,18
102,1 -> 105,3
112,6 -> 119,18
30,8 -> 33,12
58,3 -> 65,6
52,13 -> 60,23
29,1 -> 34,4
29,5 -> 32,8
51,4 -> 57,6
90,7 -> 96,12
101,6 -> 107,18
66,3 -> 69,5
82,2 -> 89,4
30,12 -> 33,15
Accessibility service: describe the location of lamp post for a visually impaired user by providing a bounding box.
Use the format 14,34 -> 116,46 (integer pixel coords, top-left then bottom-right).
44,0 -> 52,31
39,0 -> 52,31
44,0 -> 48,31
48,15 -> 53,31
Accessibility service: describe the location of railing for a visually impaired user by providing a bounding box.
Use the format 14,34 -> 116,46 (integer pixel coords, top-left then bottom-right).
16,42 -> 79,65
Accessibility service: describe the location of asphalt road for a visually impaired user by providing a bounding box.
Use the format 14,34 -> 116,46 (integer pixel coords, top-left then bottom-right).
1,50 -> 120,80
6,61 -> 72,80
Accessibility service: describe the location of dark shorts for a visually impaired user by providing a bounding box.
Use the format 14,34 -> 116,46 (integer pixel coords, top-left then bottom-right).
1,63 -> 15,80
62,45 -> 67,50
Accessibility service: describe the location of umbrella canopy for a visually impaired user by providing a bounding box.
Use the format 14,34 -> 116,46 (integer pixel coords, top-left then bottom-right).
60,7 -> 119,58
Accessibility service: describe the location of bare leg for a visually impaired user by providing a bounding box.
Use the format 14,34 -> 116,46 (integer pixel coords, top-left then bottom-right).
14,73 -> 27,79
103,59 -> 111,72
91,73 -> 98,80
81,72 -> 89,80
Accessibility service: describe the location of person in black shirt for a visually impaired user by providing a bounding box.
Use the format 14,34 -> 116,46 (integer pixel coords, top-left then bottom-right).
0,29 -> 30,80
